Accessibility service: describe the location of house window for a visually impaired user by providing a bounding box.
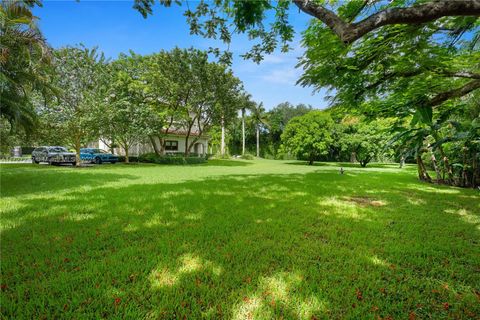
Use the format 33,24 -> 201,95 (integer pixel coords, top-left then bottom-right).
165,140 -> 178,151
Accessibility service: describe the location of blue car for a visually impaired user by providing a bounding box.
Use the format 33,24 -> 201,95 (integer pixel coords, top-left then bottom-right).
80,148 -> 118,164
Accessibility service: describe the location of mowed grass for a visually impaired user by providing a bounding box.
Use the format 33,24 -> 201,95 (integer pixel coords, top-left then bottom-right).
1,159 -> 479,319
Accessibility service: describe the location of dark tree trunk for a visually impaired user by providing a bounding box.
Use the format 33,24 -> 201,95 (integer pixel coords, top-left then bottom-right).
416,155 -> 432,182
124,146 -> 129,163
149,135 -> 160,156
75,138 -> 81,167
293,0 -> 480,45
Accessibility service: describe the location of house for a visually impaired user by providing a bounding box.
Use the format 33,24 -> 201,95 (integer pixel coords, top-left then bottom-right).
90,127 -> 209,157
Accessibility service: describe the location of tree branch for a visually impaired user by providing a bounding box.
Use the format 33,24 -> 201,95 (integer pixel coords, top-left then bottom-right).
436,70 -> 480,79
293,0 -> 480,44
429,79 -> 480,107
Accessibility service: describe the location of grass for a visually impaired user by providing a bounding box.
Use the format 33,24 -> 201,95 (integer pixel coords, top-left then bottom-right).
1,159 -> 479,319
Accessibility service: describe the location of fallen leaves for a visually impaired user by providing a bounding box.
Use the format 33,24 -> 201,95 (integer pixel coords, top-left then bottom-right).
356,288 -> 363,301
114,297 -> 121,307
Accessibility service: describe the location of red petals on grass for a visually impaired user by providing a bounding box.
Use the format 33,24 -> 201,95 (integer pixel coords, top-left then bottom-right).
356,288 -> 363,301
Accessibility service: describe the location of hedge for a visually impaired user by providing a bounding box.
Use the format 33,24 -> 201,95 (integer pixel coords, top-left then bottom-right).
137,153 -> 207,165
117,156 -> 139,163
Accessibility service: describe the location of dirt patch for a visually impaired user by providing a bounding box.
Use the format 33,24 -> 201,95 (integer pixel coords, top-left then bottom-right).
345,196 -> 386,207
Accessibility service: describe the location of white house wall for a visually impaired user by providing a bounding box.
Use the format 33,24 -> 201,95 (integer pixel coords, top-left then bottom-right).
101,135 -> 209,156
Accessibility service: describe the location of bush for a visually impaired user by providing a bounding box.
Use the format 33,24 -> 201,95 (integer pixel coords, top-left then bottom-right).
240,153 -> 255,160
117,156 -> 139,163
138,153 -> 207,165
212,153 -> 231,160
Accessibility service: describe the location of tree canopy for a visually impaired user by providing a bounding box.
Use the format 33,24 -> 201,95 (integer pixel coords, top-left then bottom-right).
281,110 -> 334,165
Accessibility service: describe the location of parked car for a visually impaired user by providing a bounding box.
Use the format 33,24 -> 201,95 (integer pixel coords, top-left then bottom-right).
80,148 -> 118,164
31,146 -> 76,165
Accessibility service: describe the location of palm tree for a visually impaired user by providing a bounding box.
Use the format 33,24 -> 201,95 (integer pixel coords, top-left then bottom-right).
0,0 -> 53,133
250,102 -> 268,157
239,92 -> 255,155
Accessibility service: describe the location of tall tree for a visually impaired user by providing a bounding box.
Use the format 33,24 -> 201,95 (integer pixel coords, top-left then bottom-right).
95,55 -> 155,163
42,45 -> 108,165
238,92 -> 255,155
0,0 -> 54,133
250,102 -> 268,157
281,111 -> 334,165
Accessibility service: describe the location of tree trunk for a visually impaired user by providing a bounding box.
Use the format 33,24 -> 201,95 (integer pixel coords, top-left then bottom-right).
241,108 -> 245,155
256,125 -> 260,158
110,140 -> 115,155
472,152 -> 478,188
438,145 -> 454,185
184,134 -> 190,156
461,147 -> 468,188
75,137 -> 81,167
416,155 -> 432,182
430,152 -> 442,183
308,158 -> 314,165
149,135 -> 160,156
399,155 -> 405,168
221,116 -> 225,156
124,146 -> 129,163
350,152 -> 357,163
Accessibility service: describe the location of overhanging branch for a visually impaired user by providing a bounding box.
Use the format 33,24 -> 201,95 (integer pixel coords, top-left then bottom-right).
429,79 -> 480,107
293,0 -> 480,44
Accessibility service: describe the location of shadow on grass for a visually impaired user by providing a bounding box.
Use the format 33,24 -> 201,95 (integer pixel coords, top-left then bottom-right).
285,161 -> 414,170
0,164 -> 137,197
1,170 -> 479,318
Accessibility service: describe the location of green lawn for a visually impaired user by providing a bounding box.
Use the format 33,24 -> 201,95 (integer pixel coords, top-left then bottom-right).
1,160 -> 479,319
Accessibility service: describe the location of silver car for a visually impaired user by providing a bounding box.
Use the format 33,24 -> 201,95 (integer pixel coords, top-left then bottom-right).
32,146 -> 77,165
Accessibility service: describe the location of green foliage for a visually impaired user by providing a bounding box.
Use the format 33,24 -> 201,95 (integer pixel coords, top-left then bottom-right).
342,118 -> 395,167
142,47 -> 242,155
0,0 -> 54,133
117,155 -> 139,163
38,45 -> 108,160
281,111 -> 334,165
94,53 -> 157,160
239,153 -> 254,160
138,152 -> 207,165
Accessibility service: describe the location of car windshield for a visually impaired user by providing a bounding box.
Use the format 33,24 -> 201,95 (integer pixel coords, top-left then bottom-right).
49,147 -> 68,152
94,149 -> 108,154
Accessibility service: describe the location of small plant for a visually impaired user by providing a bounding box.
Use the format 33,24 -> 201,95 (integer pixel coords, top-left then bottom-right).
240,153 -> 255,160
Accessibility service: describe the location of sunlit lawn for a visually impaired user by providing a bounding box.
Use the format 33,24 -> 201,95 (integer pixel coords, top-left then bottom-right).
1,159 -> 479,319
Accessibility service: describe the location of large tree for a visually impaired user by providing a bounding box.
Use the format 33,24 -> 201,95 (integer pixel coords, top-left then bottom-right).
250,102 -> 268,158
281,110 -> 334,165
94,55 -> 156,163
0,0 -> 54,133
142,48 -> 242,156
41,46 -> 108,165
132,0 -> 479,63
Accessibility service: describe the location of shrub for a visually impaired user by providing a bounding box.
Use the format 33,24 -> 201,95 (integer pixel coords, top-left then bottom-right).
117,156 -> 139,163
240,153 -> 255,160
212,153 -> 231,160
138,153 -> 207,165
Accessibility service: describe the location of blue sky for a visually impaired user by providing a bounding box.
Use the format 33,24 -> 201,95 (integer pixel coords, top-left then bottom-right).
33,1 -> 328,110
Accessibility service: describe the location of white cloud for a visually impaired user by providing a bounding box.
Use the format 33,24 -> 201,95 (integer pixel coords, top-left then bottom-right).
260,67 -> 303,85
